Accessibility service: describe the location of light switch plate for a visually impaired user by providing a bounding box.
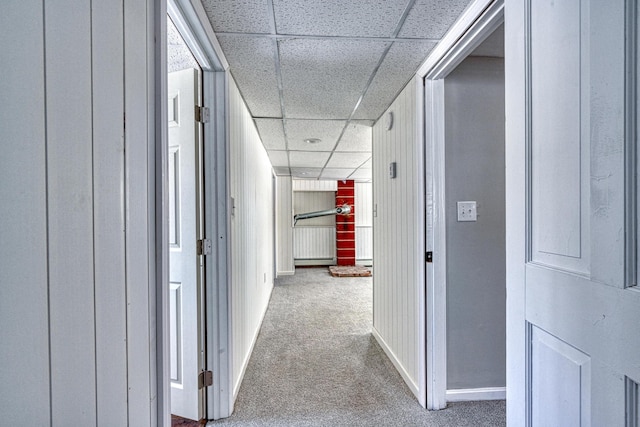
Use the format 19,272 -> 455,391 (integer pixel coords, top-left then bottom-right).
457,201 -> 477,221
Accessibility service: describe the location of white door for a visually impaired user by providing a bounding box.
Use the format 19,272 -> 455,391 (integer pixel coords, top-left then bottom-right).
506,0 -> 640,425
169,68 -> 204,421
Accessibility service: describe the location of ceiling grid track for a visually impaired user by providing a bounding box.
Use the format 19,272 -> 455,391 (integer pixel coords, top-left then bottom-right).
318,0 -> 418,178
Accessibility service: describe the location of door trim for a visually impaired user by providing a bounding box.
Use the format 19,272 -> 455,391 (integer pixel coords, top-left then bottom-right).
418,0 -> 504,410
167,0 -> 232,421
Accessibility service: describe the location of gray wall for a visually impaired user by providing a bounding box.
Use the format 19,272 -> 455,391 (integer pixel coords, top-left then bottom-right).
444,56 -> 506,390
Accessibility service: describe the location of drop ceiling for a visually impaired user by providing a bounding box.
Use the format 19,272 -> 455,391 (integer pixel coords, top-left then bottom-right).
199,0 -> 474,180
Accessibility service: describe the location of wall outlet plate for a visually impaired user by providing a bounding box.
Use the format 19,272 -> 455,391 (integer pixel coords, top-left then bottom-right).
457,201 -> 477,221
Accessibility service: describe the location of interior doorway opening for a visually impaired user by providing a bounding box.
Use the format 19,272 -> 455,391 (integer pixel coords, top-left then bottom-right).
423,4 -> 505,410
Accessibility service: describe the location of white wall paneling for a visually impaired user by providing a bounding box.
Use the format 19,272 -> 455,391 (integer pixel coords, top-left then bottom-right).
355,182 -> 373,264
294,227 -> 337,261
0,1 -> 50,424
0,0 -> 161,424
276,176 -> 295,275
372,77 -> 426,407
293,179 -> 338,192
228,76 -> 275,399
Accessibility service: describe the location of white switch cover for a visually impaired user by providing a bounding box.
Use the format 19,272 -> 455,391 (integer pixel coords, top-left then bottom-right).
457,201 -> 477,222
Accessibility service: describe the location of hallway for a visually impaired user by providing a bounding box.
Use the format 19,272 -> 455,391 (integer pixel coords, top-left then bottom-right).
210,268 -> 505,426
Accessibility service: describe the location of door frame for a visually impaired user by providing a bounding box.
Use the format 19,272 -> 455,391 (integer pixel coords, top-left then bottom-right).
160,0 -> 233,422
417,0 -> 504,410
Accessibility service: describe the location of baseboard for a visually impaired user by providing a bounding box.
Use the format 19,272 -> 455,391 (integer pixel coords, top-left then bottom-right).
294,259 -> 334,266
371,327 -> 420,399
276,270 -> 295,277
232,285 -> 274,399
446,387 -> 506,402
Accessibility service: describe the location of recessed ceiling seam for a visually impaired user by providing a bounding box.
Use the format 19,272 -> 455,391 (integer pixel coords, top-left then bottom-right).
318,42 -> 393,177
214,31 -> 439,44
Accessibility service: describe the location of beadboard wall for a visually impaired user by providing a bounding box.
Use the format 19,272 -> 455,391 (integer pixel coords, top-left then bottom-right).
371,77 -> 426,406
228,77 -> 275,398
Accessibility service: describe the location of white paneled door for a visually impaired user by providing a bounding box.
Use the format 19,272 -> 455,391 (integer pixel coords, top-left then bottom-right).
169,68 -> 204,421
507,0 -> 640,425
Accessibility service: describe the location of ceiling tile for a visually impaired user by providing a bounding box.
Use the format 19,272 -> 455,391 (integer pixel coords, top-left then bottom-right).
217,35 -> 281,117
201,0 -> 272,33
285,120 -> 345,151
273,0 -> 408,37
279,38 -> 389,119
349,168 -> 372,181
167,17 -> 198,73
398,0 -> 473,39
289,151 -> 331,168
334,122 -> 371,152
326,152 -> 371,168
320,168 -> 355,180
354,40 -> 436,120
267,150 -> 289,167
290,168 -> 322,179
273,166 -> 291,175
255,119 -> 286,150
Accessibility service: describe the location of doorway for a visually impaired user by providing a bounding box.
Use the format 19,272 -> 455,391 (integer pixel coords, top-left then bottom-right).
423,2 -> 505,410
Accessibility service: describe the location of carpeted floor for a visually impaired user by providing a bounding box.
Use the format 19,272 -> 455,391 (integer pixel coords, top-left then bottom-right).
209,267 -> 505,426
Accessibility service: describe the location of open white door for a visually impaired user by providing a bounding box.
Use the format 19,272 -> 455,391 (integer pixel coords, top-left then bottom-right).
506,0 -> 640,425
169,68 -> 204,421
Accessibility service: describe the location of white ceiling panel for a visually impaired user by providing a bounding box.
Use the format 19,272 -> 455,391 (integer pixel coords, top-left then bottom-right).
217,35 -> 281,117
398,0 -> 473,39
267,150 -> 289,167
201,0 -> 272,33
354,40 -> 436,120
334,122 -> 372,152
168,17 -> 198,73
290,168 -> 322,179
273,0 -> 408,38
326,152 -> 371,169
320,168 -> 355,180
285,120 -> 345,151
289,151 -> 331,168
273,166 -> 291,175
255,119 -> 286,150
279,38 -> 390,119
349,167 -> 372,181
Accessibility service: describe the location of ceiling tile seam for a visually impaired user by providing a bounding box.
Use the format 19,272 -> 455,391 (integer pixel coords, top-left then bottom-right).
215,31 -> 439,43
392,0 -> 419,38
271,37 -> 291,173
346,156 -> 373,179
319,42 -> 394,174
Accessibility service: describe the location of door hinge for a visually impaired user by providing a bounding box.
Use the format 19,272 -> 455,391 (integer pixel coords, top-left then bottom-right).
426,251 -> 433,263
195,106 -> 210,123
198,370 -> 213,389
197,238 -> 212,256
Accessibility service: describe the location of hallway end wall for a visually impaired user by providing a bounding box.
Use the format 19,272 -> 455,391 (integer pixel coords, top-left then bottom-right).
372,77 -> 426,406
228,77 -> 275,398
276,176 -> 294,275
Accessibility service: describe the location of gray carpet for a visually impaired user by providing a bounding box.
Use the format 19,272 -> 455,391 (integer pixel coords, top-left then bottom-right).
210,268 -> 505,426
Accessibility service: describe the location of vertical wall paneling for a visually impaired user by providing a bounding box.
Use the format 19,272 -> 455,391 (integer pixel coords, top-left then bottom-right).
45,0 -> 97,422
1,1 -> 159,424
124,0 -> 153,424
293,227 -> 337,259
275,176 -> 294,275
0,1 -> 50,423
355,182 -> 373,263
228,77 -> 275,397
292,179 -> 338,191
92,1 -> 128,424
371,78 -> 425,405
